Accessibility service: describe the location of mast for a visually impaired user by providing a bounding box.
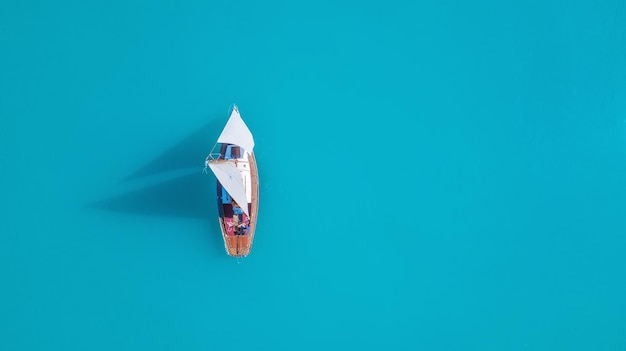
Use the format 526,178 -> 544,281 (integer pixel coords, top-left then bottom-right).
206,106 -> 255,215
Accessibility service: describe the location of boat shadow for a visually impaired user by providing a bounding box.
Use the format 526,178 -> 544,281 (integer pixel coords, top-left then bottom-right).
92,172 -> 213,219
124,116 -> 224,182
89,117 -> 227,255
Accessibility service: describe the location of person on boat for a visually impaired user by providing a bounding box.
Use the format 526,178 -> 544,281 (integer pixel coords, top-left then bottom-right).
234,224 -> 248,236
232,200 -> 247,215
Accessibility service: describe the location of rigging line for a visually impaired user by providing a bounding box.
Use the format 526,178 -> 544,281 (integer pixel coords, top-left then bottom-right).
208,142 -> 219,160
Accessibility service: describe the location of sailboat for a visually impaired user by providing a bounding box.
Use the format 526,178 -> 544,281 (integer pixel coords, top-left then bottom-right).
204,105 -> 259,257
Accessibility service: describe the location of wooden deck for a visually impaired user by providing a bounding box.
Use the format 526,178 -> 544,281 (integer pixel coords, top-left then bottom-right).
217,151 -> 259,257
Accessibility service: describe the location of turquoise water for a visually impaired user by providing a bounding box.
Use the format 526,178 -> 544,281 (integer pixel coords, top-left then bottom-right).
2,0 -> 626,350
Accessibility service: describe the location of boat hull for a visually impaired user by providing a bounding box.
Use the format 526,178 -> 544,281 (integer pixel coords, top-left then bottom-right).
216,149 -> 259,257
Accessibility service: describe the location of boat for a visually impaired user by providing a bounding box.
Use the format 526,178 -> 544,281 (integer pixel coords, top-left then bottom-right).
204,105 -> 259,257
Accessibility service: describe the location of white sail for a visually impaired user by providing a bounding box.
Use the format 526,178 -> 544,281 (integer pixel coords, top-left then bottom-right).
208,161 -> 250,216
217,106 -> 255,153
